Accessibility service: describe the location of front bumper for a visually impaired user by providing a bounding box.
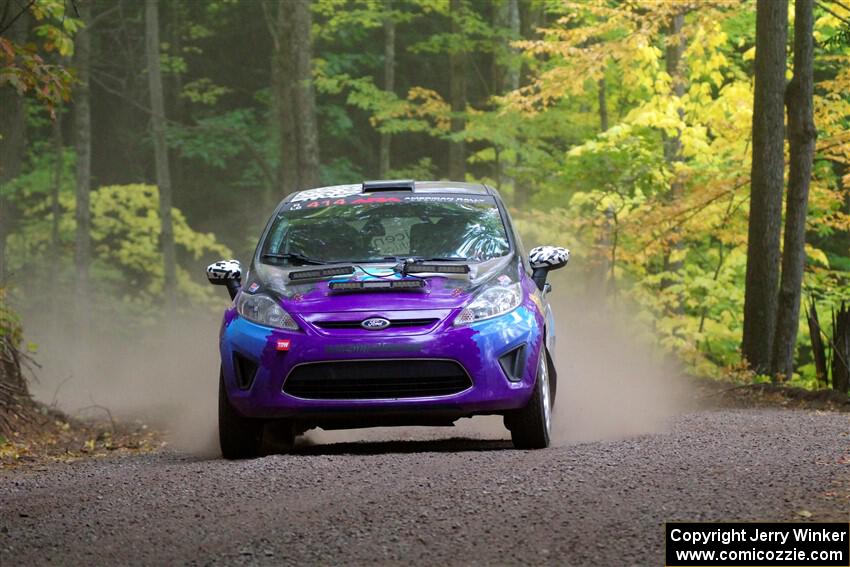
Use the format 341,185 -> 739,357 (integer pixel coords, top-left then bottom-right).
219,303 -> 545,421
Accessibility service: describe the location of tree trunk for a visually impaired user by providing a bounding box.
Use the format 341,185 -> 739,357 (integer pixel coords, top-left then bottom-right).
598,77 -> 608,132
661,11 -> 686,292
266,1 -> 282,208
73,0 -> 92,330
169,0 -> 185,198
506,0 -> 520,91
145,0 -> 178,309
51,109 -> 63,264
292,0 -> 320,189
275,0 -> 298,196
742,0 -> 788,374
277,0 -> 319,193
379,9 -> 395,178
491,0 -> 520,195
448,0 -> 466,181
772,0 -> 816,380
519,0 -> 543,87
0,13 -> 28,286
48,109 -> 63,318
492,0 -> 508,94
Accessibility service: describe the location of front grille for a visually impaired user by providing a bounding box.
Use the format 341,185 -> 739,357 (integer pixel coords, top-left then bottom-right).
314,318 -> 438,330
283,359 -> 471,399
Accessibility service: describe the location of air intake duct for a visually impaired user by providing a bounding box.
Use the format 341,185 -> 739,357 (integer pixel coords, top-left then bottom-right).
498,345 -> 526,382
233,353 -> 258,390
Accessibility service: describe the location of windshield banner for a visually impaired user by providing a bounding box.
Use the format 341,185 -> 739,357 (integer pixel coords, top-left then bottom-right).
283,192 -> 495,211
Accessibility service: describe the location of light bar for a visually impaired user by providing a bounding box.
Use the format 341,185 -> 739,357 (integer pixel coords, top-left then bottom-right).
405,263 -> 470,274
289,266 -> 355,281
329,279 -> 425,291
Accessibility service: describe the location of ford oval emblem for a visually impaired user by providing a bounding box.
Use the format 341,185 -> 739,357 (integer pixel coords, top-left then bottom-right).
361,317 -> 391,330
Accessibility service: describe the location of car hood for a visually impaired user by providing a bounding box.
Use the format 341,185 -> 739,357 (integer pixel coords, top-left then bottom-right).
248,254 -> 517,313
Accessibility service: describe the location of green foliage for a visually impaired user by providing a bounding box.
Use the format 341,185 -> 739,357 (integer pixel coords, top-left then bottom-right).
0,0 -> 79,114
166,109 -> 260,169
496,0 -> 850,383
90,185 -> 231,302
0,289 -> 23,348
6,169 -> 232,319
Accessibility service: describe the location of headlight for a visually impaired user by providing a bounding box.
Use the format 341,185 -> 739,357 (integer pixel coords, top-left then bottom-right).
454,282 -> 522,325
236,293 -> 299,330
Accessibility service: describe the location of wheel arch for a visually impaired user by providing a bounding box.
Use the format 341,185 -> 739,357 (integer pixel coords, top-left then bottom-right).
542,326 -> 557,402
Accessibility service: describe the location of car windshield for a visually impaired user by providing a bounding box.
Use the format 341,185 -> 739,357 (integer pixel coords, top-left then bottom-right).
260,194 -> 511,265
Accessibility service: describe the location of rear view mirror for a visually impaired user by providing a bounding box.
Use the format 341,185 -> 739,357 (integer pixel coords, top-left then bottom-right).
529,246 -> 570,291
207,259 -> 242,299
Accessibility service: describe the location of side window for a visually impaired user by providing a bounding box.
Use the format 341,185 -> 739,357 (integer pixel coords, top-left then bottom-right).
513,228 -> 531,274
263,216 -> 287,255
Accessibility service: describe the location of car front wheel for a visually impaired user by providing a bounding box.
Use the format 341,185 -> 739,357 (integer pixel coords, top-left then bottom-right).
506,346 -> 553,449
219,369 -> 264,459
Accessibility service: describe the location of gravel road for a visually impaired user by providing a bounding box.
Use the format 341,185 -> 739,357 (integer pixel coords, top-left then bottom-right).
1,408 -> 848,566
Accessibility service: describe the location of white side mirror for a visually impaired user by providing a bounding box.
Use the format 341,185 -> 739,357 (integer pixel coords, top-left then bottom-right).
528,246 -> 570,291
206,259 -> 242,299
529,246 -> 570,271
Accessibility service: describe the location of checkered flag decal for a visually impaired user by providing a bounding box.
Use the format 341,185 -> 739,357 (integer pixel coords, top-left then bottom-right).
289,184 -> 362,202
529,246 -> 570,269
206,259 -> 242,281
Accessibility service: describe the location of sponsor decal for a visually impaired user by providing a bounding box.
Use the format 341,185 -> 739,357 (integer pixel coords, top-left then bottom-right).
281,192 -> 497,211
247,282 -> 260,293
350,197 -> 401,204
276,339 -> 291,351
324,343 -> 420,354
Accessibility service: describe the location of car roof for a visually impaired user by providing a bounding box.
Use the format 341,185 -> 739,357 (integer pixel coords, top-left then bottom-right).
286,180 -> 492,201
409,181 -> 490,195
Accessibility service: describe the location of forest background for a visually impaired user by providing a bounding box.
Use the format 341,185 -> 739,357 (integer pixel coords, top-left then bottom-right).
2,0 -> 850,426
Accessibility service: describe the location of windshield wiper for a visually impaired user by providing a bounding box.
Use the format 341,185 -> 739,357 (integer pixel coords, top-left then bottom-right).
408,256 -> 470,263
345,256 -> 403,264
262,252 -> 327,265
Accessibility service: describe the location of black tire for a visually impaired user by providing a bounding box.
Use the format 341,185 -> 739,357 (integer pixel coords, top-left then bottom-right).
219,370 -> 264,459
506,347 -> 553,449
263,419 -> 296,455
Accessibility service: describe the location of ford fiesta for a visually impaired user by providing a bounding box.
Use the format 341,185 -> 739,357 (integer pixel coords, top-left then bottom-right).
207,180 -> 569,458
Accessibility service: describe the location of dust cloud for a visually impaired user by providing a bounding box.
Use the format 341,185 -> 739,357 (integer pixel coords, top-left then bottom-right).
546,287 -> 686,445
23,271 -> 685,455
25,311 -> 221,457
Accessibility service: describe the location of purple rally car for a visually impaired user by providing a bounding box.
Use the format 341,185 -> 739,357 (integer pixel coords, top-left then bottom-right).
206,180 -> 569,458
